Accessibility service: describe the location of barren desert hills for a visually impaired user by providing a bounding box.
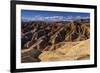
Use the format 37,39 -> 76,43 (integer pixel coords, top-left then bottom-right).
39,39 -> 90,61
21,19 -> 90,63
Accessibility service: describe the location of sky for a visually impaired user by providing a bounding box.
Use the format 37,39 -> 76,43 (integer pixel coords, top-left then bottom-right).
21,9 -> 90,22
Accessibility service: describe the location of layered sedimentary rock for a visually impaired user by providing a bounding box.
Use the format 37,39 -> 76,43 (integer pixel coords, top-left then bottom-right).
21,20 -> 90,63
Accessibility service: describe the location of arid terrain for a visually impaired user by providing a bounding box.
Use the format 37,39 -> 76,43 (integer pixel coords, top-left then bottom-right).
21,19 -> 90,63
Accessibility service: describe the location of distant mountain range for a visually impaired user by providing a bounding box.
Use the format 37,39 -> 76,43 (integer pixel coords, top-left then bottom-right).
22,16 -> 90,23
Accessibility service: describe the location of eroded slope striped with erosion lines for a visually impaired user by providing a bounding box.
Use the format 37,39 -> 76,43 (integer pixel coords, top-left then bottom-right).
21,20 -> 90,63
